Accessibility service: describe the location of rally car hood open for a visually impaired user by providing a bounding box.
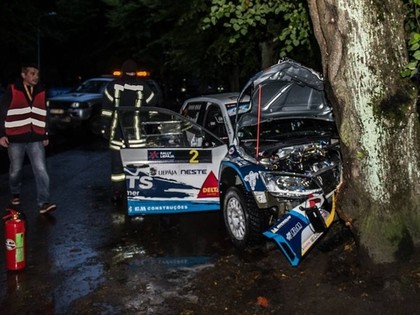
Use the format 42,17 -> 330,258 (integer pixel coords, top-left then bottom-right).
237,58 -> 333,129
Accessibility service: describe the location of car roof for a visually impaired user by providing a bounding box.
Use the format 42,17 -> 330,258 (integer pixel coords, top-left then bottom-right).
84,77 -> 114,82
182,92 -> 240,105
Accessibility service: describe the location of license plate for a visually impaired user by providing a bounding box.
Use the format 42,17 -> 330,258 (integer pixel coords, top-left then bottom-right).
50,109 -> 64,114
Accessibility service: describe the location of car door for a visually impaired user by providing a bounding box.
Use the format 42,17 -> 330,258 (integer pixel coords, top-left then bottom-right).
117,106 -> 228,216
202,104 -> 229,144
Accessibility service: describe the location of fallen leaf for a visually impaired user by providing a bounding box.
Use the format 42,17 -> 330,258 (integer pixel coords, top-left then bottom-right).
344,244 -> 353,251
257,296 -> 269,308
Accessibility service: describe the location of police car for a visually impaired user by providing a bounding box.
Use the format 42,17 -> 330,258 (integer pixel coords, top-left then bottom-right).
118,59 -> 342,265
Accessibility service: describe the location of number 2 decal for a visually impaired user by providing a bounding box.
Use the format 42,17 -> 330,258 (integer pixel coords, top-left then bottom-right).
189,149 -> 199,163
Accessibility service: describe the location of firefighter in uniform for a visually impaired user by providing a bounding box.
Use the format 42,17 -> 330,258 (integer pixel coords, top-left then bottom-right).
101,59 -> 158,201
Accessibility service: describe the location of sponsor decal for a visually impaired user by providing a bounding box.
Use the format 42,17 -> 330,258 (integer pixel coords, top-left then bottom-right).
231,156 -> 250,166
244,170 -> 259,190
301,232 -> 322,255
157,169 -> 178,176
149,167 -> 206,176
147,150 -> 212,163
254,191 -> 267,204
270,215 -> 292,233
197,171 -> 219,198
148,151 -> 159,160
126,174 -> 153,189
128,199 -> 220,214
130,204 -> 189,212
187,104 -> 201,111
148,150 -> 175,160
181,169 -> 207,175
286,222 -> 303,241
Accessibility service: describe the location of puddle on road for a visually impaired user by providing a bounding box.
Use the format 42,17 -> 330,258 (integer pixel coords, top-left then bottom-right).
52,248 -> 105,313
0,239 -> 107,314
64,213 -> 223,314
1,221 -> 219,314
1,193 -> 227,314
85,242 -> 217,314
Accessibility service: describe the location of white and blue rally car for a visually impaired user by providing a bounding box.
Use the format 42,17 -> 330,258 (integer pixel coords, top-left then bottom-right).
117,58 -> 342,266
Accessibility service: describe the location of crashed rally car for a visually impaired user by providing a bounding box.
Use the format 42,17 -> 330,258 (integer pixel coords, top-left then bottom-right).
117,58 -> 342,266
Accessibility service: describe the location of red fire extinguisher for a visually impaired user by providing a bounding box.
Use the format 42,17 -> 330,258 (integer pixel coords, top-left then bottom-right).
3,209 -> 26,271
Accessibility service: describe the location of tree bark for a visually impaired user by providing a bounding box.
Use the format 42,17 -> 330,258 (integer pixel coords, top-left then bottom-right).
260,41 -> 277,69
307,0 -> 420,264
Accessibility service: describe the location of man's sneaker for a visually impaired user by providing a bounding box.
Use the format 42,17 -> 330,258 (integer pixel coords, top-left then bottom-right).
11,195 -> 20,206
39,203 -> 57,214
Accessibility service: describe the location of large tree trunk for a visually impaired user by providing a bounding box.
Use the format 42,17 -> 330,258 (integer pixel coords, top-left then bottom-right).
260,41 -> 277,69
307,0 -> 420,264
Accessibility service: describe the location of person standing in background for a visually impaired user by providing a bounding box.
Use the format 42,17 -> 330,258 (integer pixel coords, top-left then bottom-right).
0,63 -> 56,214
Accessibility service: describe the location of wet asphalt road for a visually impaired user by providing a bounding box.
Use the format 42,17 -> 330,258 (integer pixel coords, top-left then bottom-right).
0,133 -> 231,314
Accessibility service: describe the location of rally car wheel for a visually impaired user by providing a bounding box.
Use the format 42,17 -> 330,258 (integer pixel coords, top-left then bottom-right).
223,186 -> 266,249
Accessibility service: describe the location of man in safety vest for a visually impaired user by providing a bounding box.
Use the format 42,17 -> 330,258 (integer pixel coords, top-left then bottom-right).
101,59 -> 159,202
0,64 -> 56,214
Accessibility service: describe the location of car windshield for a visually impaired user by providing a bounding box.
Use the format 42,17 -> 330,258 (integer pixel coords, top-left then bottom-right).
117,107 -> 224,148
226,100 -> 251,126
73,80 -> 108,93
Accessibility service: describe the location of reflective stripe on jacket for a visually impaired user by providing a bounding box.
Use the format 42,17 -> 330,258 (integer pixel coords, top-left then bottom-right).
4,84 -> 47,142
101,75 -> 156,150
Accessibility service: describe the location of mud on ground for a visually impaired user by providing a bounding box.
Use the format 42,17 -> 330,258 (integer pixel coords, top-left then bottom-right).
68,223 -> 420,315
164,226 -> 420,315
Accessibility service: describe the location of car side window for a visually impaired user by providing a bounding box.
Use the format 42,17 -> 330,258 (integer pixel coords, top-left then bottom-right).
181,101 -> 204,124
203,104 -> 228,143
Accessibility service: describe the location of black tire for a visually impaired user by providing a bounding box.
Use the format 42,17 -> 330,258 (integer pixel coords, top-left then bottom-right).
223,186 -> 269,249
86,111 -> 102,135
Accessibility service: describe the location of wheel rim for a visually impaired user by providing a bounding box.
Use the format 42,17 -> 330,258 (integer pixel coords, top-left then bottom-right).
226,196 -> 246,240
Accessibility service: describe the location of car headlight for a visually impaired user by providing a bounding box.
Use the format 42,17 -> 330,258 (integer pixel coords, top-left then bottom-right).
260,172 -> 322,198
70,102 -> 81,108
